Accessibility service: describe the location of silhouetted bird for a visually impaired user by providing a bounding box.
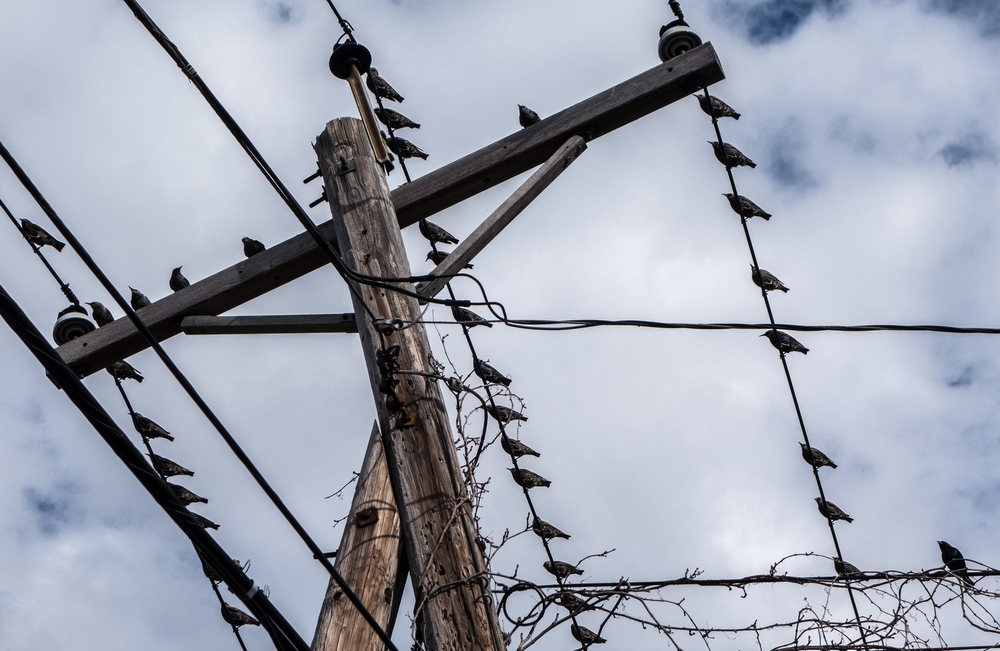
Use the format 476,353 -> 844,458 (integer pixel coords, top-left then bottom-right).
800,443 -> 837,469
518,105 -> 541,128
107,360 -> 143,383
384,131 -> 428,160
487,405 -> 526,423
150,453 -> 194,478
133,412 -> 174,441
86,301 -> 114,326
834,558 -> 861,576
169,266 -> 189,292
544,560 -> 583,579
501,434 -> 539,458
191,513 -> 220,530
475,359 -> 511,386
426,250 -> 473,269
375,107 -> 420,130
243,237 -> 265,258
20,219 -> 65,251
761,330 -> 809,355
129,287 -> 151,310
697,94 -> 741,120
366,67 -> 404,103
419,219 -> 459,245
169,483 -> 208,505
752,266 -> 789,293
452,305 -> 492,328
723,193 -> 771,220
532,517 -> 570,540
939,540 -> 973,586
555,592 -> 594,615
815,497 -> 853,523
710,141 -> 756,168
572,624 -> 607,645
221,604 -> 259,628
509,467 -> 550,489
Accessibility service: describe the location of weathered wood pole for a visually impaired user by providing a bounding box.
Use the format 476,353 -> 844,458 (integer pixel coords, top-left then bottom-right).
314,118 -> 505,651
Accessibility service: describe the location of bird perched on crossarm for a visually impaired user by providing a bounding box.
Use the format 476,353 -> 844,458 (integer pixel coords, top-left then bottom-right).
752,266 -> 789,293
133,413 -> 174,441
221,604 -> 259,628
518,105 -> 541,128
939,540 -> 974,586
242,237 -> 265,258
800,443 -> 837,469
129,287 -> 151,310
815,497 -> 853,523
419,219 -> 459,245
366,67 -> 404,103
723,193 -> 771,220
375,107 -> 420,130
710,141 -> 756,168
697,94 -> 741,120
501,434 -> 539,458
762,330 -> 809,355
169,266 -> 189,292
544,560 -> 583,579
107,360 -> 143,383
19,219 -> 65,251
86,301 -> 114,327
509,467 -> 551,489
532,517 -> 570,540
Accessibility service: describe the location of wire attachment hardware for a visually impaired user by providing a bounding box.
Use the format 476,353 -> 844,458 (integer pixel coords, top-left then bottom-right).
657,0 -> 701,62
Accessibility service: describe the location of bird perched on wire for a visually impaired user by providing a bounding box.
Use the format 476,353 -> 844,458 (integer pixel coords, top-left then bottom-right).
129,287 -> 151,310
572,624 -> 607,645
150,453 -> 193,478
815,497 -> 853,523
221,604 -> 260,628
544,560 -> 583,579
501,434 -> 540,458
518,105 -> 541,128
426,250 -> 473,269
723,193 -> 771,220
452,305 -> 492,328
751,266 -> 789,293
509,467 -> 551,489
487,405 -> 526,423
366,67 -> 404,103
86,301 -> 114,327
475,359 -> 511,386
800,443 -> 837,469
383,131 -> 428,160
19,218 -> 66,251
190,512 -> 220,530
169,266 -> 189,292
133,413 -> 174,441
761,330 -> 809,355
697,94 -> 741,120
834,558 -> 861,576
555,592 -> 594,615
242,237 -> 265,258
939,540 -> 974,586
375,107 -> 420,130
169,483 -> 208,506
107,360 -> 143,383
532,517 -> 570,540
710,141 -> 756,169
419,219 -> 459,245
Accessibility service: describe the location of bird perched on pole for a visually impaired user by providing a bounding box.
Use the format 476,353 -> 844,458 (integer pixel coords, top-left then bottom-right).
129,287 -> 151,310
532,517 -> 570,540
723,193 -> 771,220
133,413 -> 174,441
169,266 -> 189,292
242,237 -> 265,258
501,434 -> 540,458
366,67 -> 404,103
149,453 -> 194,478
19,218 -> 65,251
815,497 -> 853,523
419,219 -> 459,245
571,624 -> 607,645
221,604 -> 260,628
509,467 -> 551,489
169,483 -> 208,506
452,305 -> 492,328
374,107 -> 420,130
383,131 -> 428,160
544,560 -> 583,579
939,540 -> 974,586
426,250 -> 473,269
834,558 -> 861,576
751,266 -> 789,293
86,301 -> 114,327
487,405 -> 526,423
710,141 -> 756,168
474,359 -> 511,386
761,330 -> 809,355
800,443 -> 837,469
697,94 -> 740,120
107,360 -> 143,383
518,105 -> 541,128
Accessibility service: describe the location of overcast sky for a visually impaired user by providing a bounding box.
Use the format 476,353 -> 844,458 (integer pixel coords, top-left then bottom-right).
2,0 -> 1000,649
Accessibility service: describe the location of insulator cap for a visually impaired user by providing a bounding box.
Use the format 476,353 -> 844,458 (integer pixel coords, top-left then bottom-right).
329,41 -> 372,80
658,20 -> 702,62
53,304 -> 96,345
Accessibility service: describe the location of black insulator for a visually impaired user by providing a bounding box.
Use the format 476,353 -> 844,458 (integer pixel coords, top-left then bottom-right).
329,41 -> 372,80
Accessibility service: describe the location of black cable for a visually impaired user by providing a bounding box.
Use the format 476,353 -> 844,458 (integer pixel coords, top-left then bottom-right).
322,0 -> 356,43
0,194 -> 79,305
0,136 -> 399,651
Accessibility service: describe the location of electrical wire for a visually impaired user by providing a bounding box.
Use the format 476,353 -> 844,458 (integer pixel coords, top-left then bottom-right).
0,194 -> 79,305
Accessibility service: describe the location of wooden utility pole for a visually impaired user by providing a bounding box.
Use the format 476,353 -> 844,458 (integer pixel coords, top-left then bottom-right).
314,118 -> 505,651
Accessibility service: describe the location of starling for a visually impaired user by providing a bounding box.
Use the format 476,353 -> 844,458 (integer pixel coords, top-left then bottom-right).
474,359 -> 511,386
532,517 -> 570,540
375,107 -> 420,130
107,360 -> 143,383
150,453 -> 194,478
426,250 -> 473,269
20,218 -> 65,251
815,497 -> 853,523
761,330 -> 809,355
86,301 -> 114,327
452,305 -> 492,328
710,141 -> 756,168
697,94 -> 741,120
487,405 -> 526,423
751,266 -> 789,293
501,434 -> 539,459
939,540 -> 973,586
509,467 -> 551,489
554,592 -> 594,615
242,237 -> 266,258
419,219 -> 459,245
518,105 -> 541,128
544,560 -> 583,579
133,412 -> 174,441
366,67 -> 404,103
221,604 -> 260,628
383,131 -> 428,160
191,512 -> 220,530
571,624 -> 607,645
169,483 -> 208,505
129,287 -> 151,310
169,266 -> 189,292
800,443 -> 837,469
723,193 -> 771,220
834,558 -> 861,576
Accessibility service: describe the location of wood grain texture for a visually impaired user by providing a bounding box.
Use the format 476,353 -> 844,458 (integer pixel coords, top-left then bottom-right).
180,314 -> 358,335
315,118 -> 504,651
